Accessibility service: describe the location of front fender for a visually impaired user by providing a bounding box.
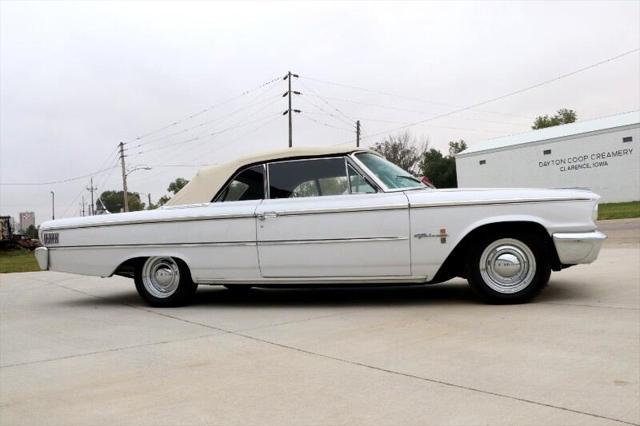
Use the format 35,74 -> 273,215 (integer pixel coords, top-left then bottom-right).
408,199 -> 595,279
450,214 -> 552,250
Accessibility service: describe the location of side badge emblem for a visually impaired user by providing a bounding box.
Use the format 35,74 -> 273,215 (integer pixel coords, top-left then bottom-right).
414,228 -> 448,244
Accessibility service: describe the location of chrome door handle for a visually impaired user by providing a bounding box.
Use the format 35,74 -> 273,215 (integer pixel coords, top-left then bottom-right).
257,212 -> 278,221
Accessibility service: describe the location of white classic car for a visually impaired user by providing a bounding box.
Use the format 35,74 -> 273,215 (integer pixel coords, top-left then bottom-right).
36,146 -> 606,307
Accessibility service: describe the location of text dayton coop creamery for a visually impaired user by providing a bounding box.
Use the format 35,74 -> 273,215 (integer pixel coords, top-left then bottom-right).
538,148 -> 633,172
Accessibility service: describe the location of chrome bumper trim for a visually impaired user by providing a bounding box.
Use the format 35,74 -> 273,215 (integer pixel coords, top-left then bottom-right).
34,247 -> 49,270
553,231 -> 606,265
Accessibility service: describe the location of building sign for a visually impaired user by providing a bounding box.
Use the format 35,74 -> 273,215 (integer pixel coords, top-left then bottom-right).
42,232 -> 59,245
538,148 -> 633,172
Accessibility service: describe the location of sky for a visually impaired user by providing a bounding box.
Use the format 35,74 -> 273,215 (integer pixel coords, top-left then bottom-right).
1,0 -> 639,225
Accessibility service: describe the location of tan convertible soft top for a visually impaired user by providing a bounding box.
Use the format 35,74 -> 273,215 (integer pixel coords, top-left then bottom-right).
165,145 -> 364,206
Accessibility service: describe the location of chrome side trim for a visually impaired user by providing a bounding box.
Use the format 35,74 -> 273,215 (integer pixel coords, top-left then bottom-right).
42,213 -> 256,231
273,204 -> 407,217
48,236 -> 407,250
197,276 -> 427,285
344,157 -> 351,194
48,241 -> 257,249
410,197 -> 594,209
43,198 -> 589,232
258,236 -> 408,246
264,162 -> 270,200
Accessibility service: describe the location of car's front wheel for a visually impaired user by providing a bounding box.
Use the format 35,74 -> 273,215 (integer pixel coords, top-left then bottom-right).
466,233 -> 551,303
134,257 -> 197,307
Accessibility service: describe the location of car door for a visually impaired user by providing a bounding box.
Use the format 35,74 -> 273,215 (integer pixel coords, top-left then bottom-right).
195,164 -> 265,281
256,156 -> 411,278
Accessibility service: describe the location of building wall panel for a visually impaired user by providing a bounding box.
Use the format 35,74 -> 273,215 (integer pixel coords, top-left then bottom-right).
456,125 -> 640,202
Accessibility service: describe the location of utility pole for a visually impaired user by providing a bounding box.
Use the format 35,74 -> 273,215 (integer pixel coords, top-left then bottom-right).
86,177 -> 97,216
356,120 -> 361,148
81,196 -> 86,216
148,193 -> 152,209
282,71 -> 301,148
50,191 -> 55,220
119,142 -> 129,212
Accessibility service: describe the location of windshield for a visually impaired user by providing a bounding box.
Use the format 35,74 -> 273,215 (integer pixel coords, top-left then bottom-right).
355,152 -> 426,189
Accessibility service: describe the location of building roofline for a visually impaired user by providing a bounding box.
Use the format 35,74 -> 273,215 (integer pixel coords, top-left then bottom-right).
456,110 -> 640,158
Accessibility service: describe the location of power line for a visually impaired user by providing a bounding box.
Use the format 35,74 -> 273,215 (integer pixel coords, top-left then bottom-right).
135,83 -> 282,149
132,94 -> 283,166
93,154 -> 121,211
146,164 -> 212,168
129,75 -> 282,143
132,114 -> 281,186
305,108 -> 510,133
355,47 -> 640,143
61,152 -> 119,217
297,94 -> 354,127
96,152 -> 124,188
188,114 -> 281,163
187,113 -> 282,163
301,76 -> 534,120
0,164 -> 118,186
153,112 -> 280,154
357,114 -> 497,131
299,115 -> 355,133
62,185 -> 89,217
141,109 -> 282,155
306,93 -> 526,126
298,79 -> 355,124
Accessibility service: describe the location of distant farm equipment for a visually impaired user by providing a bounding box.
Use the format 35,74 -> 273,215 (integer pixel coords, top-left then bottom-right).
0,216 -> 41,250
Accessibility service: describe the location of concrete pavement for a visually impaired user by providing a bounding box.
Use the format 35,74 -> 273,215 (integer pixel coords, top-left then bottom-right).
0,220 -> 638,425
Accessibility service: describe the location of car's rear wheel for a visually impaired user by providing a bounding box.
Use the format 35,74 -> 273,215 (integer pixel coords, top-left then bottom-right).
135,257 -> 197,307
466,232 -> 550,303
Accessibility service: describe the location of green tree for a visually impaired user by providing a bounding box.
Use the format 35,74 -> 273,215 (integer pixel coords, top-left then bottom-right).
532,108 -> 577,129
168,177 -> 189,195
24,224 -> 39,239
98,191 -> 146,213
419,140 -> 467,188
372,132 -> 427,174
157,177 -> 190,206
449,140 -> 468,156
157,195 -> 171,207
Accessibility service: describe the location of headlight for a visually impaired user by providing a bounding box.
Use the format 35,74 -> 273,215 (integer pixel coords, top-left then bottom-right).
592,203 -> 599,221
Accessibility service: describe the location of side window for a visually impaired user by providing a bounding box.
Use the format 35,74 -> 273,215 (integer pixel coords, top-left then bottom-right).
348,165 -> 376,194
269,158 -> 349,199
216,165 -> 265,202
290,176 -> 349,198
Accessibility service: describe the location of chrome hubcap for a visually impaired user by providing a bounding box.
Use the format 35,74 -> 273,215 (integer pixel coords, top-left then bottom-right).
493,253 -> 521,278
142,257 -> 180,298
480,238 -> 536,294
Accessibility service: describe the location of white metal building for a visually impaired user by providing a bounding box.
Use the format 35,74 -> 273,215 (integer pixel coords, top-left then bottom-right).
455,111 -> 640,202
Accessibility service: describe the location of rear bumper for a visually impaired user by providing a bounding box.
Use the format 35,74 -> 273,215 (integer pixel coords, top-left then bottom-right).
553,231 -> 606,265
34,247 -> 48,270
